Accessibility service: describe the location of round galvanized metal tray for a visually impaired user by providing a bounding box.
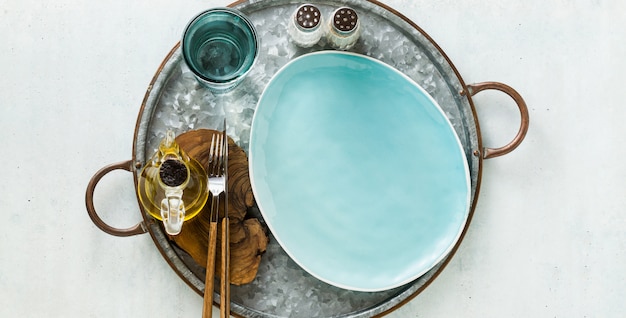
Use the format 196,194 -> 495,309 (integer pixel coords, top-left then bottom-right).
86,0 -> 529,316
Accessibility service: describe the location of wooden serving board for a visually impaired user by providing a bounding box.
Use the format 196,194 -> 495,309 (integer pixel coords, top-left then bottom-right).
172,129 -> 268,285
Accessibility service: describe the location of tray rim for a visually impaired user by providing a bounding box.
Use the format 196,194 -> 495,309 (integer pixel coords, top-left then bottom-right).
131,0 -> 486,316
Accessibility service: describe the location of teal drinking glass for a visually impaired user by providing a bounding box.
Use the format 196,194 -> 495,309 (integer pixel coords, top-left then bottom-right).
182,8 -> 259,92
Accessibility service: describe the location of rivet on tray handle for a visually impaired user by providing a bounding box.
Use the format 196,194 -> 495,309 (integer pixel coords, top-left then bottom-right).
465,82 -> 530,159
85,160 -> 148,237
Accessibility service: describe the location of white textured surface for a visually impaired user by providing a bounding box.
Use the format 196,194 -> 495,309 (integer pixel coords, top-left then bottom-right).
1,0 -> 625,317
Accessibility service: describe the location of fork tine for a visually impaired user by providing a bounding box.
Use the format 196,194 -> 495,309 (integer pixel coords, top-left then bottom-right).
209,134 -> 216,167
216,133 -> 223,175
209,133 -> 222,176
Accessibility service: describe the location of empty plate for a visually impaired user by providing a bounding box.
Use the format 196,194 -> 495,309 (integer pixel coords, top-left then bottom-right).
248,51 -> 470,292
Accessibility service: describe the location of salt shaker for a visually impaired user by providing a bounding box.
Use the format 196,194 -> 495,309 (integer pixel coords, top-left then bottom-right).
327,7 -> 361,50
288,4 -> 324,48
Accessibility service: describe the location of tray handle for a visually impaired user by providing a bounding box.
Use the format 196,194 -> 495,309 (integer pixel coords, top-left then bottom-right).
464,82 -> 529,159
85,160 -> 148,237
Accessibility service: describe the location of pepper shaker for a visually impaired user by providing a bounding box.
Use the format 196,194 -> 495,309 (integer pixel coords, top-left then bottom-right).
288,4 -> 324,48
327,7 -> 361,50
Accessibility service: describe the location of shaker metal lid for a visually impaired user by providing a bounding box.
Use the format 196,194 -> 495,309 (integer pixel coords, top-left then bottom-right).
294,4 -> 321,30
332,7 -> 359,33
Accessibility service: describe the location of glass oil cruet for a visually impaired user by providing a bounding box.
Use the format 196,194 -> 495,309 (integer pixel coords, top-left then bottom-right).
137,129 -> 209,235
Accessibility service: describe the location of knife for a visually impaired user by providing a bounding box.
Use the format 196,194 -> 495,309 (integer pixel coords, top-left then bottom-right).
220,120 -> 230,318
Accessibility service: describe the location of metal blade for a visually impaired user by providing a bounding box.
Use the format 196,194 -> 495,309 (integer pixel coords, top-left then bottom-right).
223,119 -> 228,210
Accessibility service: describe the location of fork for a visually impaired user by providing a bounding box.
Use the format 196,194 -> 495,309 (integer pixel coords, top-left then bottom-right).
203,132 -> 226,318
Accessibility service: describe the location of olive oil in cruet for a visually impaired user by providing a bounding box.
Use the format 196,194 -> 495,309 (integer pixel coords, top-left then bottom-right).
137,129 -> 208,235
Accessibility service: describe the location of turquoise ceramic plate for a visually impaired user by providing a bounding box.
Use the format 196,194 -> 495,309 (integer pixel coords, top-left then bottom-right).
249,51 -> 470,292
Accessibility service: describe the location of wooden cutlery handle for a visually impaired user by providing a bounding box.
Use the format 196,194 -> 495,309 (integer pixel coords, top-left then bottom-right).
203,222 -> 218,318
220,218 -> 230,318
